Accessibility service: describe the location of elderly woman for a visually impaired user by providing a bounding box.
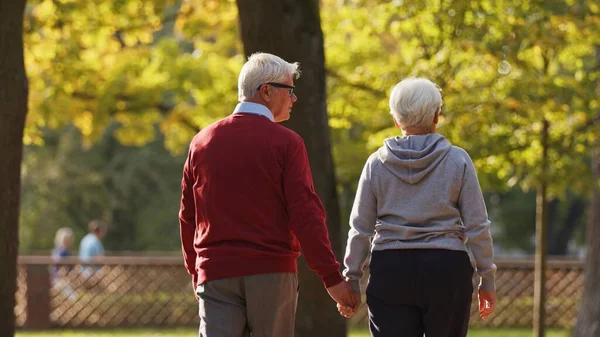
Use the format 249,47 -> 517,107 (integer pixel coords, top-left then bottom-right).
340,78 -> 496,337
52,227 -> 74,263
51,227 -> 77,299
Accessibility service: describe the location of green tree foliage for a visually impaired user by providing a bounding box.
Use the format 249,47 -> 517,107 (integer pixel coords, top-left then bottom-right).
321,0 -> 600,247
21,0 -> 244,251
24,0 -> 242,154
20,125 -> 186,251
488,189 -> 586,254
322,0 -> 600,192
20,0 -> 600,253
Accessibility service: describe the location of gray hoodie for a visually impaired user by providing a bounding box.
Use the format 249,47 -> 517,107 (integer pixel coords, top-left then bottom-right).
343,133 -> 496,292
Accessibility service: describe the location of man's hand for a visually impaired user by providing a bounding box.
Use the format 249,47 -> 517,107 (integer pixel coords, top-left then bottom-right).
192,275 -> 199,301
336,291 -> 361,318
478,289 -> 496,319
327,281 -> 361,315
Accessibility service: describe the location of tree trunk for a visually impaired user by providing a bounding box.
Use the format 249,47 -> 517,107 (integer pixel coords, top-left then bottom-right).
533,119 -> 549,337
575,145 -> 600,337
235,1 -> 344,336
0,0 -> 29,335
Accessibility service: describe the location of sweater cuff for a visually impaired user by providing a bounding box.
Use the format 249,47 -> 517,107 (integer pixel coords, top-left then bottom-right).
348,279 -> 361,293
322,271 -> 344,288
192,273 -> 199,288
479,275 -> 495,292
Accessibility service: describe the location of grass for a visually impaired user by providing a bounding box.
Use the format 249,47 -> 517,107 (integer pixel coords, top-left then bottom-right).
16,327 -> 571,337
470,329 -> 569,337
16,329 -> 196,337
350,328 -> 570,337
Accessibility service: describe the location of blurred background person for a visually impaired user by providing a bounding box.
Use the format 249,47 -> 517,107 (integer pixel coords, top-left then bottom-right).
79,219 -> 108,279
51,227 -> 76,299
52,227 -> 74,263
79,219 -> 107,262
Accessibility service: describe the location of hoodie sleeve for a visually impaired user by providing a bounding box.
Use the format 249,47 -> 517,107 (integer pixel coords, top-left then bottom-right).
343,158 -> 378,293
458,152 -> 497,291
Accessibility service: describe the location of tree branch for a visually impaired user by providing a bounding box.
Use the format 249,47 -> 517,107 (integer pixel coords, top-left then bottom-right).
575,112 -> 600,134
325,69 -> 387,97
72,91 -> 199,133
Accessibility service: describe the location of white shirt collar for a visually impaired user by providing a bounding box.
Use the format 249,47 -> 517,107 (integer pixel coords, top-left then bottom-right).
232,102 -> 274,122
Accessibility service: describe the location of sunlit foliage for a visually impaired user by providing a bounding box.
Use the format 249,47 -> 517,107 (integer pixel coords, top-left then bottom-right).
20,0 -> 600,251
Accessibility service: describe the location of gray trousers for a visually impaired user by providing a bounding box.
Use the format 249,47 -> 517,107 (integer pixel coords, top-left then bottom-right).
196,273 -> 298,337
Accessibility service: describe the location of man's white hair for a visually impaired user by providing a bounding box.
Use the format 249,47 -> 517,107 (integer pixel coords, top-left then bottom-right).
54,227 -> 74,249
238,52 -> 301,102
389,77 -> 443,129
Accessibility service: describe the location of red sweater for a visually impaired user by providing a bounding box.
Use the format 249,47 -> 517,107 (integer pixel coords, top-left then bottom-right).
179,113 -> 343,288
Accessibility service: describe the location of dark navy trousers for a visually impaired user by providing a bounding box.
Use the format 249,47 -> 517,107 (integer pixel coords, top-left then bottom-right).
366,249 -> 474,337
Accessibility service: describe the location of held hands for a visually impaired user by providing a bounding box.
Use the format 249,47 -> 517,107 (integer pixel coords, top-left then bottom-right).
337,294 -> 360,318
326,281 -> 361,318
478,289 -> 496,319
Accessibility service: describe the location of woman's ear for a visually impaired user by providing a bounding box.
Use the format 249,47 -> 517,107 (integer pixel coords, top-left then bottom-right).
433,108 -> 440,125
393,117 -> 401,129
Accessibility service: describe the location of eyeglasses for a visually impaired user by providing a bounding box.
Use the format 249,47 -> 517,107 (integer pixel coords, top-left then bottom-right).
257,82 -> 295,97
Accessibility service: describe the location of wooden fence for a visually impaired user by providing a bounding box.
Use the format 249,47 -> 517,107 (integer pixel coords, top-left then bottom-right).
16,256 -> 198,329
349,258 -> 584,329
15,256 -> 584,330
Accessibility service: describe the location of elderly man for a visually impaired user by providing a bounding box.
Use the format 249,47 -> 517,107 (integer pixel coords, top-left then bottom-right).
79,219 -> 107,262
340,77 -> 497,337
179,52 -> 358,337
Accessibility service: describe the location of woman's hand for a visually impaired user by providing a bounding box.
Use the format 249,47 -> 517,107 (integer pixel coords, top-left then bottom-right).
478,289 -> 496,319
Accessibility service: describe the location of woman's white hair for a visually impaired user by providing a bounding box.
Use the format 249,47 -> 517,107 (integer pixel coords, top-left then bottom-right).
238,52 -> 301,101
54,227 -> 74,249
389,77 -> 443,129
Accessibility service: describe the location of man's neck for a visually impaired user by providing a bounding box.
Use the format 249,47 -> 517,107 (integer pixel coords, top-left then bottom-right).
244,97 -> 267,106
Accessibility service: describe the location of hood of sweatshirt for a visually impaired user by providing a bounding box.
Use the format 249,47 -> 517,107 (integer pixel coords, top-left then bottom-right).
377,133 -> 452,184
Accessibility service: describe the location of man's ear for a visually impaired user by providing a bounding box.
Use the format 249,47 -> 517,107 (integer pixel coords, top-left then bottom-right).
393,117 -> 401,129
260,85 -> 271,102
433,108 -> 440,125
